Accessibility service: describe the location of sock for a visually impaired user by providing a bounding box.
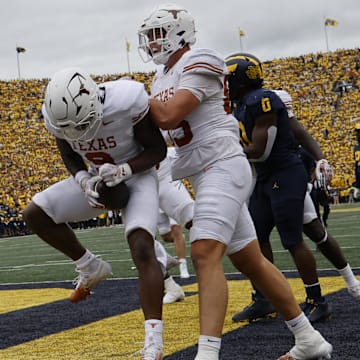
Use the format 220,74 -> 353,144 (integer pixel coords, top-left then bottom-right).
285,312 -> 310,335
338,263 -> 359,287
304,282 -> 323,302
74,249 -> 95,269
144,319 -> 163,347
195,335 -> 221,360
179,258 -> 189,273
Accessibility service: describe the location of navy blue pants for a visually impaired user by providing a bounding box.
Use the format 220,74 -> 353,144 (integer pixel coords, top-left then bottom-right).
249,164 -> 307,249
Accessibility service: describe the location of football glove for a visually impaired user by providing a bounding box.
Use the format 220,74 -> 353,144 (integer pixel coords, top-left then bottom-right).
98,163 -> 132,187
315,159 -> 333,189
75,170 -> 104,209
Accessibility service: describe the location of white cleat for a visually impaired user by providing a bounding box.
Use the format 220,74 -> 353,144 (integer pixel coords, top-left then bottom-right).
278,330 -> 332,360
348,280 -> 360,300
140,343 -> 163,360
163,280 -> 185,304
70,257 -> 112,303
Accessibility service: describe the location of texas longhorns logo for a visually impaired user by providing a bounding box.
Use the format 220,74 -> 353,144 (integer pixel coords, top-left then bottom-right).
78,78 -> 90,96
68,73 -> 91,116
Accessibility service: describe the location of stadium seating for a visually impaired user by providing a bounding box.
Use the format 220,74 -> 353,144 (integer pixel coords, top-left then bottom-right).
0,48 -> 359,234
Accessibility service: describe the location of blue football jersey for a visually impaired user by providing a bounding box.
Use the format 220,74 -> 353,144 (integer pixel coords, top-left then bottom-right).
233,88 -> 302,180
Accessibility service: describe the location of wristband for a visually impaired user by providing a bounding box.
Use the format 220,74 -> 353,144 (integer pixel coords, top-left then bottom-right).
119,163 -> 133,180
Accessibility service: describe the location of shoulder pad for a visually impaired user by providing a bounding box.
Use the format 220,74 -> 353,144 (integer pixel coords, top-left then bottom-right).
109,80 -> 146,103
273,89 -> 293,109
181,49 -> 227,77
245,88 -> 270,105
104,80 -> 148,110
103,80 -> 149,124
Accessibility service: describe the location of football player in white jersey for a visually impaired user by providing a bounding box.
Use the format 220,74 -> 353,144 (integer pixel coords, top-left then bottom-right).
156,146 -> 193,304
138,4 -> 332,360
22,68 -> 168,359
157,146 -> 193,276
157,210 -> 190,278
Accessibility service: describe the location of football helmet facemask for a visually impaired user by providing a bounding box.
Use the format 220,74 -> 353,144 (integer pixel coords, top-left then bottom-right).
225,53 -> 264,99
45,67 -> 103,142
138,3 -> 196,65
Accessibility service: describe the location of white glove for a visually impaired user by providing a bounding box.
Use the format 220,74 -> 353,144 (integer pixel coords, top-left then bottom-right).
75,170 -> 104,209
315,159 -> 333,188
98,163 -> 132,187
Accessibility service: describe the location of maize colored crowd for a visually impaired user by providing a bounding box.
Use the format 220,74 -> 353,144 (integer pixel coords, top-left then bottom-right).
0,48 -> 359,236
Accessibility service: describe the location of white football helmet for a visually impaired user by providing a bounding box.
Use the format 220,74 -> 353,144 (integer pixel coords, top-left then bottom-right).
44,67 -> 103,141
138,3 -> 196,65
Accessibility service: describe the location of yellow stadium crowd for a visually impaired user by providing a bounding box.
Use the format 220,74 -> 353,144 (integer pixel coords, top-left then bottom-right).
0,48 -> 359,236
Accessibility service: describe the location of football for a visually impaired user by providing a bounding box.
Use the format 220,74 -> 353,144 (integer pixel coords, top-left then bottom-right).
95,180 -> 130,210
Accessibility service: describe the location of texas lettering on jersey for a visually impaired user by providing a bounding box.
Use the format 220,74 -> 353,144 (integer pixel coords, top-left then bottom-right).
70,136 -> 117,152
153,87 -> 175,102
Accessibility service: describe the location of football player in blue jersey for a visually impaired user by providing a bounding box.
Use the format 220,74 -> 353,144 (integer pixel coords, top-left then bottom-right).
225,53 -> 332,324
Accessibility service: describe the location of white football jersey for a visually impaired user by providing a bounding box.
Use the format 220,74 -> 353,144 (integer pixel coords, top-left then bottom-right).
35,79 -> 160,245
273,89 -> 294,118
156,146 -> 176,181
151,48 -> 244,179
43,79 -> 149,173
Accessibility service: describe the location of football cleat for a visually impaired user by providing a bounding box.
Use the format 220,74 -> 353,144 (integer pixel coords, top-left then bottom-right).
278,330 -> 332,360
70,257 -> 112,303
232,292 -> 276,323
163,281 -> 185,304
140,343 -> 163,360
301,297 -> 332,323
348,280 -> 360,300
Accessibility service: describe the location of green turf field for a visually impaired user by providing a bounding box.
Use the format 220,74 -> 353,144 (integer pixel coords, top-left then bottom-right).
1,203 -> 359,285
1,203 -> 359,359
